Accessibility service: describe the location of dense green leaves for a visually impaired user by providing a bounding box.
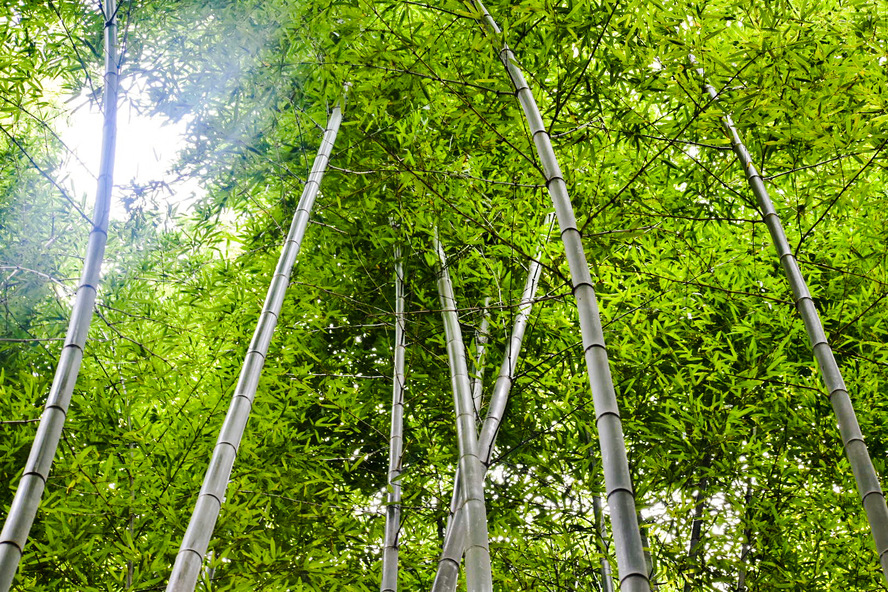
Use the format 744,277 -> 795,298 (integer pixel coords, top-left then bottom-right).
1,0 -> 888,590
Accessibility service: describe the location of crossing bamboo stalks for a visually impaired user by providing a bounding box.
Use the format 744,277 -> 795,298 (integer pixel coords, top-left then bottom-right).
0,3 -> 119,589
381,248 -> 406,592
434,235 -> 494,592
164,104 -> 343,592
690,55 -> 888,582
470,296 -> 491,420
431,212 -> 552,592
469,3 -> 651,590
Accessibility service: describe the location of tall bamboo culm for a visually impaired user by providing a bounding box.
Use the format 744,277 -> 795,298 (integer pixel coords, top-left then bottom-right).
469,3 -> 651,590
434,236 -> 494,592
165,104 -> 343,592
690,55 -> 888,583
0,3 -> 119,589
431,212 -> 551,592
380,248 -> 406,592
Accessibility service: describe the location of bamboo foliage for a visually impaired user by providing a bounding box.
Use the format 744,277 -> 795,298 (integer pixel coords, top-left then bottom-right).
434,234 -> 493,592
691,55 -> 888,583
380,247 -> 406,592
0,3 -> 120,589
469,3 -> 651,590
164,104 -> 343,592
431,212 -> 551,592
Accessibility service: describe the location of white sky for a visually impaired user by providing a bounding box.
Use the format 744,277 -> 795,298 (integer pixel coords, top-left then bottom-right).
57,89 -> 204,221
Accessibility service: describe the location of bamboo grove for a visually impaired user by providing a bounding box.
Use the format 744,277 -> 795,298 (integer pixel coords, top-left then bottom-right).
1,0 -> 888,590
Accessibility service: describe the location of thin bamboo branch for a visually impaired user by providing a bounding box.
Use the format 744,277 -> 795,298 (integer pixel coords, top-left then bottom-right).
470,296 -> 492,421
381,247 -> 407,592
0,2 -> 120,588
682,482 -> 707,592
469,4 -> 651,590
434,234 -> 493,592
164,104 -> 343,592
690,54 -> 888,583
736,478 -> 753,592
431,213 -> 552,592
638,514 -> 656,587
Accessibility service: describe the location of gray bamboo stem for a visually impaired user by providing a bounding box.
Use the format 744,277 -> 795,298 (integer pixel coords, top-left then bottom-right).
164,104 -> 343,592
431,213 -> 551,592
381,248 -> 407,592
434,235 -> 494,592
0,3 -> 119,589
682,483 -> 707,592
638,514 -> 655,587
736,479 -> 753,592
470,296 -> 492,421
593,494 -> 616,592
691,55 -> 888,582
471,4 -> 650,590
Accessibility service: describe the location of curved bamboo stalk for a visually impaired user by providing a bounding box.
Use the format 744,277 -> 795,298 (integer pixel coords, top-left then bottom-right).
380,248 -> 407,592
469,4 -> 651,590
0,3 -> 120,589
431,213 -> 552,592
690,55 -> 888,583
470,296 -> 491,420
434,235 -> 494,592
165,104 -> 343,592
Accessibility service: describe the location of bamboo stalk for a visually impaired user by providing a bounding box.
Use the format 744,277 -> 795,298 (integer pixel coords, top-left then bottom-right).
470,296 -> 491,421
736,479 -> 753,592
469,4 -> 651,590
380,248 -> 407,592
434,235 -> 494,592
682,456 -> 709,592
431,213 -> 551,592
164,104 -> 343,592
0,3 -> 120,589
638,514 -> 655,586
690,55 -> 888,583
593,494 -> 616,592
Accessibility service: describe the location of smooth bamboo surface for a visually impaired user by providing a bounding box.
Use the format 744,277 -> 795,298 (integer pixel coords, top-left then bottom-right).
0,3 -> 119,589
165,105 -> 342,592
380,250 -> 406,592
691,54 -> 888,583
434,236 -> 494,592
431,213 -> 551,592
470,296 -> 491,421
470,3 -> 651,590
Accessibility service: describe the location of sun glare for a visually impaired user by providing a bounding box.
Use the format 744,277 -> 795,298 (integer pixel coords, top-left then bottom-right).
58,85 -> 204,221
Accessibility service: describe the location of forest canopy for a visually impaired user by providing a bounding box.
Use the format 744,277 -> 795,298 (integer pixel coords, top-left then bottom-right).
1,0 -> 888,590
